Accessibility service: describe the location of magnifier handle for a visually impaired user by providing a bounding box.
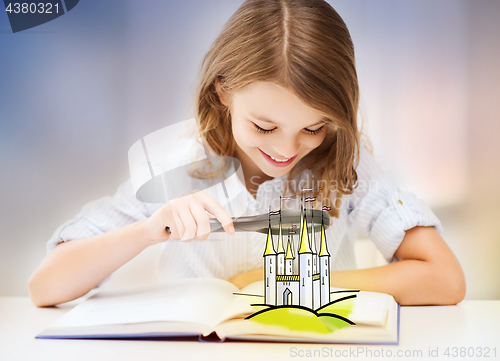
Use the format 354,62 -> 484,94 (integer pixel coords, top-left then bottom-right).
209,209 -> 329,235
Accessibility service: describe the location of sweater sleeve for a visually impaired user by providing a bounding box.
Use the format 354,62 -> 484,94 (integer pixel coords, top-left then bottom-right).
347,145 -> 443,262
46,179 -> 154,253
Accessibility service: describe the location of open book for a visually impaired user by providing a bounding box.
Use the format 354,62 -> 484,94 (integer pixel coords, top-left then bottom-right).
37,278 -> 399,344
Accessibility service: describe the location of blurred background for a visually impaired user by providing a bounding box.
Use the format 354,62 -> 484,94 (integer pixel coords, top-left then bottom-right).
0,0 -> 499,299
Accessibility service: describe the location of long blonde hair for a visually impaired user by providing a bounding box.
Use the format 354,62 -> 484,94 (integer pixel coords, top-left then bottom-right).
195,0 -> 360,218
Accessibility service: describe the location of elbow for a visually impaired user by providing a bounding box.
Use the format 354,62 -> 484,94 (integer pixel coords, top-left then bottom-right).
448,270 -> 466,305
28,268 -> 94,307
28,271 -> 58,307
437,263 -> 467,305
28,274 -> 49,307
28,273 -> 46,307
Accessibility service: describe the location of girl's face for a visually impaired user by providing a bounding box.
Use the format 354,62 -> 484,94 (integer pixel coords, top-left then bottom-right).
218,82 -> 328,181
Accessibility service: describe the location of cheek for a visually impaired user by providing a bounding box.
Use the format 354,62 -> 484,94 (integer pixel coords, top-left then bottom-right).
303,133 -> 327,150
233,123 -> 264,148
244,133 -> 266,148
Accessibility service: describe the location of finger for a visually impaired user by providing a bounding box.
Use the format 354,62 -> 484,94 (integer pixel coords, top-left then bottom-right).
190,204 -> 211,240
193,191 -> 235,235
161,204 -> 178,237
167,195 -> 192,240
175,204 -> 197,242
169,207 -> 184,240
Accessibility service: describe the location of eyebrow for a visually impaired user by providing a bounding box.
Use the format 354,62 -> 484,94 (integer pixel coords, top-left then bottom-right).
248,113 -> 331,128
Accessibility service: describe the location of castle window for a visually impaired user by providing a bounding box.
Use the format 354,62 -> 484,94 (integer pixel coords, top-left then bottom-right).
308,270 -> 310,277
325,270 -> 328,276
308,259 -> 310,265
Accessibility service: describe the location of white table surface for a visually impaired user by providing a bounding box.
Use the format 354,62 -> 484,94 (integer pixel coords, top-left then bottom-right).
1,297 -> 499,361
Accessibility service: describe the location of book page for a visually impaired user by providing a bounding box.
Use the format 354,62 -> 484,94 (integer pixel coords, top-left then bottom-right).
239,280 -> 264,296
215,289 -> 398,344
49,278 -> 238,330
213,280 -> 264,327
341,290 -> 392,326
231,282 -> 392,327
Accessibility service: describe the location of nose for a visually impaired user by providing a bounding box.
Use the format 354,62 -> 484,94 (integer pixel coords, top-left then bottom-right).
273,135 -> 301,158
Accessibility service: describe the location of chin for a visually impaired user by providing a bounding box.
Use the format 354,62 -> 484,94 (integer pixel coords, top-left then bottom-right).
256,156 -> 302,179
262,169 -> 284,178
260,163 -> 293,178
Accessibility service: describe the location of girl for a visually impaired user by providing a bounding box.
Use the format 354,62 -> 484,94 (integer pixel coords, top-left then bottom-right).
28,0 -> 465,307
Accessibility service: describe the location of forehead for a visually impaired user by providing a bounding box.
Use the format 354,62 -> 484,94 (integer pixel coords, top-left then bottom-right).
232,82 -> 326,127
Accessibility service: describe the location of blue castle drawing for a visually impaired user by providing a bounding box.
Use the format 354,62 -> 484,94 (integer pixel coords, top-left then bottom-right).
263,201 -> 331,309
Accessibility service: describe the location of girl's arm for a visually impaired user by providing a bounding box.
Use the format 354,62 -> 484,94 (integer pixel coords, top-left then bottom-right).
29,190 -> 235,307
227,226 -> 466,306
331,225 -> 466,305
28,220 -> 154,307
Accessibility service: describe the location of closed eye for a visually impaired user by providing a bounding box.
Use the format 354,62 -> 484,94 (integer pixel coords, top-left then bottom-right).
253,123 -> 277,134
252,122 -> 325,135
304,126 -> 325,135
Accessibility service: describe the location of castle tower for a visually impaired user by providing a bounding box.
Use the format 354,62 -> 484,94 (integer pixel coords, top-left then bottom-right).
276,213 -> 285,275
263,222 -> 277,305
310,210 -> 318,274
285,234 -> 295,275
298,211 -> 313,309
290,225 -> 296,273
311,210 -> 321,309
319,222 -> 331,306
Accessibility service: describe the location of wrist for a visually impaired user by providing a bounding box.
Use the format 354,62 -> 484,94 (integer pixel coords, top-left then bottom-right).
137,218 -> 170,247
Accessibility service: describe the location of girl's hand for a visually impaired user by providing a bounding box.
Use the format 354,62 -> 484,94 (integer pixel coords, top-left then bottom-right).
144,190 -> 235,243
227,268 -> 264,289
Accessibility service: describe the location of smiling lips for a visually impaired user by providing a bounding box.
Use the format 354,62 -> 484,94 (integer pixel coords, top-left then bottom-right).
258,148 -> 298,167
